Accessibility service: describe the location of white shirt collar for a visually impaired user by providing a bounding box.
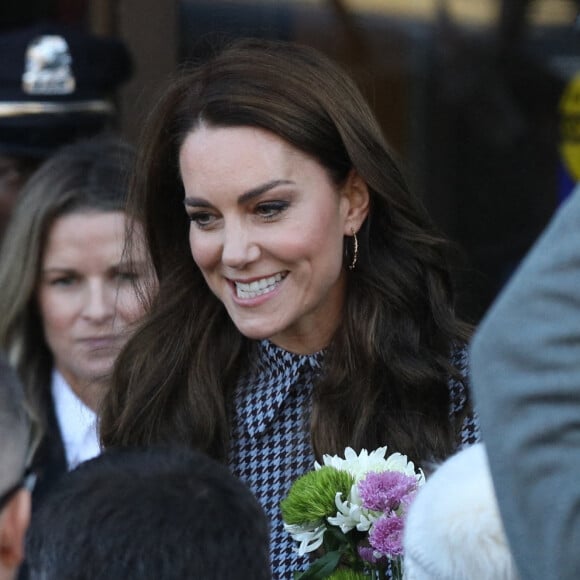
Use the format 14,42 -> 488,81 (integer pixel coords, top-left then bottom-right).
51,370 -> 101,470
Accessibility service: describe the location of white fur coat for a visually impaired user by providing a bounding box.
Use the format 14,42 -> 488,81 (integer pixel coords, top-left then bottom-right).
403,443 -> 519,580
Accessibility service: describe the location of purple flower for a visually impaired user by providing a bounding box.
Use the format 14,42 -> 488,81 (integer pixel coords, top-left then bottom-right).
358,545 -> 388,566
357,471 -> 419,513
368,515 -> 405,558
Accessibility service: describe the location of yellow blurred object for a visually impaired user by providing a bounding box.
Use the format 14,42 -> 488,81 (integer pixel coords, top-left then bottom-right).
231,0 -> 575,27
560,74 -> 580,182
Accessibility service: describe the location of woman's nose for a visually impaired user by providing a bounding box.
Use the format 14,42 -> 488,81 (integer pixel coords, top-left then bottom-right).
82,281 -> 115,322
221,222 -> 260,268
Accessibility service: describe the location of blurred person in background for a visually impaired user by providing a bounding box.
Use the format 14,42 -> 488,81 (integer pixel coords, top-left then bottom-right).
0,136 -> 154,509
0,21 -> 132,238
0,356 -> 34,580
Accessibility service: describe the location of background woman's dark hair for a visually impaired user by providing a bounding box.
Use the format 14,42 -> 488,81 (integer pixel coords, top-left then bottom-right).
100,38 -> 471,464
0,135 -> 135,431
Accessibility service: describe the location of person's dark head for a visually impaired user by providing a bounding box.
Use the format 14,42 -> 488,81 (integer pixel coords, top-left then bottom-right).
0,135 -> 153,421
101,38 -> 470,463
26,446 -> 271,580
0,356 -> 33,580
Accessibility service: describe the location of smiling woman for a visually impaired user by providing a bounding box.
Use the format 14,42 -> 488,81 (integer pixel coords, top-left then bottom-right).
99,38 -> 480,579
0,136 -> 154,506
180,125 -> 367,354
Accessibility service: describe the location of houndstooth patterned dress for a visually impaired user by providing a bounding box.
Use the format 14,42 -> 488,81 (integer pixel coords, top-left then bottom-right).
228,340 -> 479,579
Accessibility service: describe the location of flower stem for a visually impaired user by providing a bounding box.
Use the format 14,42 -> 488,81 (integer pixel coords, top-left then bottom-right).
389,558 -> 403,580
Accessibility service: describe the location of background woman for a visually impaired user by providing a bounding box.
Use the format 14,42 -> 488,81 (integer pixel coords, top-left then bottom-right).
100,39 -> 479,577
0,136 -> 154,504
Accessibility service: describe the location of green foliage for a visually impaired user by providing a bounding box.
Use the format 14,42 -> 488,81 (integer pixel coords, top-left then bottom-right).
327,569 -> 368,580
293,550 -> 343,580
281,466 -> 354,525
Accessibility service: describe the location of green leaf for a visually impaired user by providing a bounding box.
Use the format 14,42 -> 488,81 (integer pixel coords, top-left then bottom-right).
322,525 -> 350,552
325,526 -> 351,545
327,569 -> 368,580
294,550 -> 343,580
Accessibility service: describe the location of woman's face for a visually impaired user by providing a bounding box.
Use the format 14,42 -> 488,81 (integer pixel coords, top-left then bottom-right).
37,211 -> 151,409
180,125 -> 368,354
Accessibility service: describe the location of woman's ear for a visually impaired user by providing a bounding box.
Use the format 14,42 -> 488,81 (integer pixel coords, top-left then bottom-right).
341,169 -> 370,234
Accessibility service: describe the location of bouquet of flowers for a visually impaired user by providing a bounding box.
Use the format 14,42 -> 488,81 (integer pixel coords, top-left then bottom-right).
281,447 -> 425,580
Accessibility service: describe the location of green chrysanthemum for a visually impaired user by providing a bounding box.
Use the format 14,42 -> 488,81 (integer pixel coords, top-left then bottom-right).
327,569 -> 367,580
281,466 -> 354,525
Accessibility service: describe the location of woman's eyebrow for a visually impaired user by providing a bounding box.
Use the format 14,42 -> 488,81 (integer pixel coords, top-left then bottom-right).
237,179 -> 294,204
41,267 -> 76,273
184,179 -> 294,208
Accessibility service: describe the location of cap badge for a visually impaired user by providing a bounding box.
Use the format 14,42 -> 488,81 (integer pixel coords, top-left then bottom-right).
22,35 -> 76,96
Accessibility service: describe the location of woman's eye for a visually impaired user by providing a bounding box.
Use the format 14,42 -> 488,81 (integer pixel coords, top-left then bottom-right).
116,271 -> 139,282
49,276 -> 76,287
256,201 -> 289,220
188,211 -> 216,229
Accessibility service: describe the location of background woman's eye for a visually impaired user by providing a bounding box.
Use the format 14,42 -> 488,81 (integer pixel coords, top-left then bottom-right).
256,201 -> 289,219
49,275 -> 76,287
116,271 -> 139,282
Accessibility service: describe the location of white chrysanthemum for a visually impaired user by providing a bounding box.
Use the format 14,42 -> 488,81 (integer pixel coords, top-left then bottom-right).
316,446 -> 425,485
384,452 -> 426,484
284,522 -> 326,556
316,446 -> 391,481
327,487 -> 378,533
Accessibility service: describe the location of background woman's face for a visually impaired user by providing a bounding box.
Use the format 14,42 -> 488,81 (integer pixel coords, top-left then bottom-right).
180,125 -> 356,354
37,211 -> 150,408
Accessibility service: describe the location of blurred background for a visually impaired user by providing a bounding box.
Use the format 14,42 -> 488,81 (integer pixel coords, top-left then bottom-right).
2,0 -> 579,323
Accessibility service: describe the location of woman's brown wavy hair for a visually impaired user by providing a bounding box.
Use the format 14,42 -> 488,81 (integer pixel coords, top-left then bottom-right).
99,38 -> 472,464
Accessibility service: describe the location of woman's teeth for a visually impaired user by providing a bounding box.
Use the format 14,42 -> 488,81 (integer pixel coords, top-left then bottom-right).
235,273 -> 285,299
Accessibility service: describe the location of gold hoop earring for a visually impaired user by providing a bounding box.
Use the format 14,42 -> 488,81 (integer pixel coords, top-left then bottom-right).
348,228 -> 358,271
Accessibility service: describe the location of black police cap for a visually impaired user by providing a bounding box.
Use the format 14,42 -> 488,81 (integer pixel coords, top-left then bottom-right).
0,21 -> 133,158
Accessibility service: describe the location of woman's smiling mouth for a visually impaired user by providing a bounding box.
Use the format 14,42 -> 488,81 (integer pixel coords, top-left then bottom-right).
233,272 -> 287,299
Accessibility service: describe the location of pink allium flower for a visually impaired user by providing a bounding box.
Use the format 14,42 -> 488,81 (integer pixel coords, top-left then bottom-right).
369,515 -> 405,558
357,471 -> 419,512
